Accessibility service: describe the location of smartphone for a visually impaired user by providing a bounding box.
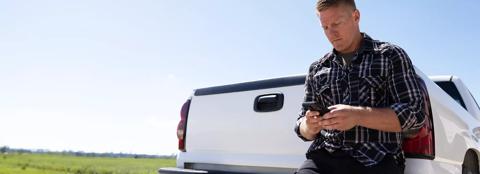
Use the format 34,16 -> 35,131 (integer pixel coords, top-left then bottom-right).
302,101 -> 330,116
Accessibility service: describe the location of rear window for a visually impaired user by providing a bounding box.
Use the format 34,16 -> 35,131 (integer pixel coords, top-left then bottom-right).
435,81 -> 467,110
470,91 -> 480,111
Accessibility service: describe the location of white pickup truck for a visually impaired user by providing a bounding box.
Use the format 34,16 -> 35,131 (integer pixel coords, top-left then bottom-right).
159,68 -> 480,174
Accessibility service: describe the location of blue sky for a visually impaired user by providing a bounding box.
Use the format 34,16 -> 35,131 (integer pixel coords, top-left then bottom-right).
0,1 -> 479,155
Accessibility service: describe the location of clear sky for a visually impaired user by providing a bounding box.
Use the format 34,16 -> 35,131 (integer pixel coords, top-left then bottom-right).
1,1 -> 479,155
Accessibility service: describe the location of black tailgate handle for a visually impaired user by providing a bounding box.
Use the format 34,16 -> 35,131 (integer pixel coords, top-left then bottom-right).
254,93 -> 284,112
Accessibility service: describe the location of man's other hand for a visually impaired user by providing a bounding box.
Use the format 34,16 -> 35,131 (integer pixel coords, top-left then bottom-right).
320,104 -> 360,131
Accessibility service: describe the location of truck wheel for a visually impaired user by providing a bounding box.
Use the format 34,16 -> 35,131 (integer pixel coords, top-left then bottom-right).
462,150 -> 480,174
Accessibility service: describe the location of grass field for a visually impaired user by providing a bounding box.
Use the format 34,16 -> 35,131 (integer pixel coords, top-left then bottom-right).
0,153 -> 175,174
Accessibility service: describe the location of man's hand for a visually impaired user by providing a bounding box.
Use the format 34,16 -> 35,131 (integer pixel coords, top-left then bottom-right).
320,104 -> 402,132
320,104 -> 361,131
299,110 -> 324,140
300,104 -> 402,140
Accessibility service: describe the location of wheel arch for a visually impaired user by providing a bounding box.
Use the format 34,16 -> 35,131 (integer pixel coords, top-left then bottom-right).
462,149 -> 480,174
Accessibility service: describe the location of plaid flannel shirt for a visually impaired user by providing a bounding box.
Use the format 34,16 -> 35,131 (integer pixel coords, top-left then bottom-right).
295,33 -> 426,166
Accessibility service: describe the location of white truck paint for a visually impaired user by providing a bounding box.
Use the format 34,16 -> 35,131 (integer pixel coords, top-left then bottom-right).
159,68 -> 480,174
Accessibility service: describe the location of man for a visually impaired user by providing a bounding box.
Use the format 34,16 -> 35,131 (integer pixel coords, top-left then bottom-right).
294,0 -> 426,173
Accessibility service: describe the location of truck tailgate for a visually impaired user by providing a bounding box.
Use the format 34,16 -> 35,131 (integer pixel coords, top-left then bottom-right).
184,83 -> 309,168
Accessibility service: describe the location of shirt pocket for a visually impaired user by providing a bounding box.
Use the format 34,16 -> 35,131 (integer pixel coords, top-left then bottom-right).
358,75 -> 387,107
312,68 -> 334,106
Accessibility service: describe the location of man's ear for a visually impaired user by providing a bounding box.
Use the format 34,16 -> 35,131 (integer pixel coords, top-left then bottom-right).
353,9 -> 360,23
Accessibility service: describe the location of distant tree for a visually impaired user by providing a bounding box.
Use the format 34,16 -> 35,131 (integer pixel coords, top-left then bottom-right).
17,148 -> 32,154
0,146 -> 9,153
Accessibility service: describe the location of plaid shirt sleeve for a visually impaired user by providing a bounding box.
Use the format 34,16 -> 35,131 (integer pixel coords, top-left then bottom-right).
294,61 -> 317,141
387,46 -> 426,132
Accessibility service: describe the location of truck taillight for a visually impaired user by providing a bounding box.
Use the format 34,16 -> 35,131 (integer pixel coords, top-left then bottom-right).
177,99 -> 191,152
402,124 -> 434,159
403,77 -> 435,159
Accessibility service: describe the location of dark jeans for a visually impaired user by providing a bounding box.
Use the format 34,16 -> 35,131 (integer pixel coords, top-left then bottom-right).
295,149 -> 404,174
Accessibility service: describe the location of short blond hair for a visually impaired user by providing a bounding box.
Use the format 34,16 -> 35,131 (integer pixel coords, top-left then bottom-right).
316,0 -> 356,12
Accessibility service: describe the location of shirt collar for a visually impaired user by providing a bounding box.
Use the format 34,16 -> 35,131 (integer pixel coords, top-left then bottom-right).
331,32 -> 374,65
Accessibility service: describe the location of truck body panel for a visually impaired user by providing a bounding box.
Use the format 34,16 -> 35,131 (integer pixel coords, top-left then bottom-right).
161,68 -> 480,174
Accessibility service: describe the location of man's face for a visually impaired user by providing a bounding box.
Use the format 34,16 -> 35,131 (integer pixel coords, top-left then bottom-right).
317,4 -> 360,54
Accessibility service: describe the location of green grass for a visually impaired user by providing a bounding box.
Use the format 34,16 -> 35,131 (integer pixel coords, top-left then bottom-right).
0,153 -> 175,174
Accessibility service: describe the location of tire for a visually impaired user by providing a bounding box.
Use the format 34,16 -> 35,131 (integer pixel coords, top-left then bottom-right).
462,151 -> 480,174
